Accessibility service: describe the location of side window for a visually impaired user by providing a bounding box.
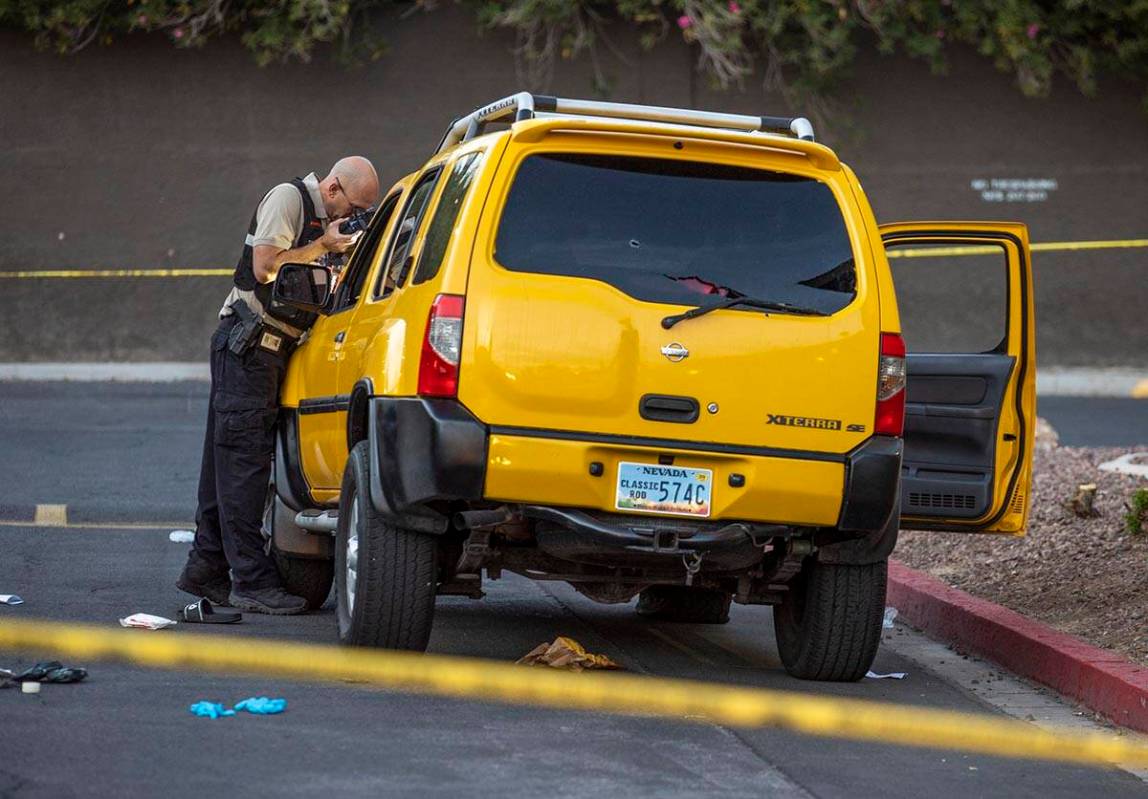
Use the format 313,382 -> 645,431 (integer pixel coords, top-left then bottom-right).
413,152 -> 484,285
886,242 -> 1007,353
374,168 -> 442,298
330,192 -> 400,312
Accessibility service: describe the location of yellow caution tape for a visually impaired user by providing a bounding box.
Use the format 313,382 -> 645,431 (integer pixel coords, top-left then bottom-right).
1,617 -> 1146,767
0,239 -> 1145,277
886,238 -> 1148,258
0,268 -> 232,279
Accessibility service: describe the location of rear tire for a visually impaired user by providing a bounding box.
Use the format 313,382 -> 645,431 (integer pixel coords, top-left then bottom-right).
272,546 -> 334,611
773,557 -> 887,681
335,441 -> 438,650
636,586 -> 731,624
266,495 -> 334,611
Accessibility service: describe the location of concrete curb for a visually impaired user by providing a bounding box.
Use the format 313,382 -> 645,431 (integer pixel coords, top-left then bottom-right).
888,560 -> 1148,734
1038,368 -> 1148,399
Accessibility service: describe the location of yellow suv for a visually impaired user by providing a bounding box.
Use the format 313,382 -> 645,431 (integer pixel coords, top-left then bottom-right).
266,94 -> 1035,681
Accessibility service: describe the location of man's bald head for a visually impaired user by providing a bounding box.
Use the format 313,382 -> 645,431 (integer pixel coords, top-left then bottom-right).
319,155 -> 381,219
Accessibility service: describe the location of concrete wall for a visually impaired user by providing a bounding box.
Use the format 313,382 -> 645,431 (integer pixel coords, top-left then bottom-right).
1,5 -> 1145,364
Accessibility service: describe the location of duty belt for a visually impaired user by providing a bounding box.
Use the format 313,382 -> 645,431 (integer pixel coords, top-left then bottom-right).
226,299 -> 298,358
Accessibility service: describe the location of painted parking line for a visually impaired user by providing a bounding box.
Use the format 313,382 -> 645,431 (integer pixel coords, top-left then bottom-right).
33,504 -> 67,526
0,520 -> 192,530
1,506 -> 193,530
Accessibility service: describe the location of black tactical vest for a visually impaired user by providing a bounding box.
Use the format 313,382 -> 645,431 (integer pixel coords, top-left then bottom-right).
233,177 -> 325,332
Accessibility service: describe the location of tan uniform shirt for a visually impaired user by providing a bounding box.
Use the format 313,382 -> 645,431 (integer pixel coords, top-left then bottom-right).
219,172 -> 328,334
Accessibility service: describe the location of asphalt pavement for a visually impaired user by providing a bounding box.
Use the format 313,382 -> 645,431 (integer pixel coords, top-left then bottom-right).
1,383 -> 1146,797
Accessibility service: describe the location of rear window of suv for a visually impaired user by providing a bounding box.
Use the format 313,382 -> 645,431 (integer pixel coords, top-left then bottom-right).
494,153 -> 856,315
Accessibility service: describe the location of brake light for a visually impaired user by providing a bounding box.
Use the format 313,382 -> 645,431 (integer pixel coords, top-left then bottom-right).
417,294 -> 465,397
875,332 -> 906,436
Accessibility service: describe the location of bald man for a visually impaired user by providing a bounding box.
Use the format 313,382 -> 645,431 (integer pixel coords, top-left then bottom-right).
178,157 -> 381,615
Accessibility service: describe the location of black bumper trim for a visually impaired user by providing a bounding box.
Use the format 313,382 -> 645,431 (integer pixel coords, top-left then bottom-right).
299,395 -> 351,415
836,435 -> 903,532
275,409 -> 319,512
488,425 -> 847,463
368,397 -> 488,523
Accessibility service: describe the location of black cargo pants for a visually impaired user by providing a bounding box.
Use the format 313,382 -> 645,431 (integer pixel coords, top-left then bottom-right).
190,317 -> 291,592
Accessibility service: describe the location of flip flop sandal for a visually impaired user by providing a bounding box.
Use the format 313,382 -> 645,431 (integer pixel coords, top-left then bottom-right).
15,661 -> 87,683
181,598 -> 242,624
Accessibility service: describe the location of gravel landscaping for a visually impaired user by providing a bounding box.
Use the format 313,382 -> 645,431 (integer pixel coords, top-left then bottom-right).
893,431 -> 1148,667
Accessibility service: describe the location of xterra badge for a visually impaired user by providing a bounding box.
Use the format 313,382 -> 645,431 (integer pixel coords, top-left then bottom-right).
766,413 -> 856,431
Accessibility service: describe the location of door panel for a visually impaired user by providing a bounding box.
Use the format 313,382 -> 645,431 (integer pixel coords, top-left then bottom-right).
880,222 -> 1035,534
902,353 -> 1014,519
292,322 -> 349,491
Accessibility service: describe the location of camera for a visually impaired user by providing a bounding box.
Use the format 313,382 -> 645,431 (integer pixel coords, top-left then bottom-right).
339,208 -> 370,235
318,207 -> 373,274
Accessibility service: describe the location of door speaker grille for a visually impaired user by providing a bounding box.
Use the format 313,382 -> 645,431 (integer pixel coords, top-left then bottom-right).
1010,490 -> 1026,514
908,492 -> 976,510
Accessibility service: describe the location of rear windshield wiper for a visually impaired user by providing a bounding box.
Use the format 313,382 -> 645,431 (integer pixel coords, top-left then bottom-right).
661,295 -> 827,329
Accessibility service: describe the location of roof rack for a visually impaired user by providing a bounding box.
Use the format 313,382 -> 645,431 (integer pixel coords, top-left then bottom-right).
434,92 -> 815,154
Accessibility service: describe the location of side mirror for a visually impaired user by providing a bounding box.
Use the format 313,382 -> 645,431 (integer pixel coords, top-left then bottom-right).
272,264 -> 331,313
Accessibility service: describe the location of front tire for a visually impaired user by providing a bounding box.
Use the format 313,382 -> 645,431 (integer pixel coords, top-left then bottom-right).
335,441 -> 438,649
773,557 -> 887,681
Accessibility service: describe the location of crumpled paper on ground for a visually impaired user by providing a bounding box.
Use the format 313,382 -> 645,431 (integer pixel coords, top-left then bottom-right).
516,637 -> 621,672
120,613 -> 177,630
865,670 -> 907,680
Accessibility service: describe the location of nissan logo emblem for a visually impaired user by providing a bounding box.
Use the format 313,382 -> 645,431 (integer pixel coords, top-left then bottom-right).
660,342 -> 689,362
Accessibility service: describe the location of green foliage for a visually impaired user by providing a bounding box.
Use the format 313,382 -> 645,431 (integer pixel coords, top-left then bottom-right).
0,0 -> 394,64
1126,488 -> 1148,536
2,0 -> 1148,107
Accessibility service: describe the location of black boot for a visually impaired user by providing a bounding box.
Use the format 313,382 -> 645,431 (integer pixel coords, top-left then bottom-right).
228,586 -> 308,616
176,553 -> 232,607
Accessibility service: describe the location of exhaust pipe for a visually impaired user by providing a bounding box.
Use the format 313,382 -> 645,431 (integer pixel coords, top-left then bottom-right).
452,507 -> 515,530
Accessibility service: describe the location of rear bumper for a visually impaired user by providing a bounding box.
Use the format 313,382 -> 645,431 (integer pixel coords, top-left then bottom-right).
364,397 -> 901,537
484,432 -> 846,528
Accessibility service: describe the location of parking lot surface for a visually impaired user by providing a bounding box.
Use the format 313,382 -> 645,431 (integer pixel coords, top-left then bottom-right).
1,383 -> 1145,798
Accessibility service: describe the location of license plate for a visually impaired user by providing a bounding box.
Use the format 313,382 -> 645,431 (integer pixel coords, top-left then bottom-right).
615,462 -> 713,518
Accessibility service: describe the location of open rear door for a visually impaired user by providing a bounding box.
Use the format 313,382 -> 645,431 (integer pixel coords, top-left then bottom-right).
880,222 -> 1035,534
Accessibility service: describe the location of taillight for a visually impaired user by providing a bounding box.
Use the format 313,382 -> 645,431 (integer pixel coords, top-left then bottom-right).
417,294 -> 465,397
875,332 -> 906,436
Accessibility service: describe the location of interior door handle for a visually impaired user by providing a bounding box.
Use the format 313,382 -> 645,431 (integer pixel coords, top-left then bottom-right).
334,331 -> 346,343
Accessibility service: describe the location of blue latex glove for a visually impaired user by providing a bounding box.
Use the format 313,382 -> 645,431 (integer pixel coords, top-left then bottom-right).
234,696 -> 287,715
189,701 -> 237,719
